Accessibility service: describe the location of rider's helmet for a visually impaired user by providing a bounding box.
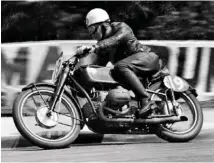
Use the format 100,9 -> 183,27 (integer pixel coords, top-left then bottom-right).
85,8 -> 111,40
85,8 -> 110,27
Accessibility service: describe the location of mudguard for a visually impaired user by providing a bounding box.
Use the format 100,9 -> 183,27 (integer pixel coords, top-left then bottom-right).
187,86 -> 198,97
163,76 -> 198,97
22,83 -> 85,128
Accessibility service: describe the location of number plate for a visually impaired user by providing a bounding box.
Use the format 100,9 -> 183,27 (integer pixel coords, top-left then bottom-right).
163,75 -> 189,92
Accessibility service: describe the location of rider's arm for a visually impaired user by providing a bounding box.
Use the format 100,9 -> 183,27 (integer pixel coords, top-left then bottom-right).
94,23 -> 132,53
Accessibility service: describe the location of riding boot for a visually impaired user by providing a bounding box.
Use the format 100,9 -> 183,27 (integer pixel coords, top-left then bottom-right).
138,97 -> 154,117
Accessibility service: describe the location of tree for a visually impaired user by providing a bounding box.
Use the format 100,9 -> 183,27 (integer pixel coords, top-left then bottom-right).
138,1 -> 214,40
1,1 -> 214,42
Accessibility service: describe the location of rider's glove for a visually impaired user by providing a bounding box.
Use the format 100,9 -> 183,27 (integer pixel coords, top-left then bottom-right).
76,45 -> 97,56
76,46 -> 90,55
89,45 -> 96,53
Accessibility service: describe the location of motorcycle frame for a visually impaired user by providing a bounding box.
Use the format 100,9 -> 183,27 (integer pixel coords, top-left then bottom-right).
25,56 -> 197,125
50,63 -> 182,119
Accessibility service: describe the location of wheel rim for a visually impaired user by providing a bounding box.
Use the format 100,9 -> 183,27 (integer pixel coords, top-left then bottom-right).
19,89 -> 79,142
152,91 -> 198,134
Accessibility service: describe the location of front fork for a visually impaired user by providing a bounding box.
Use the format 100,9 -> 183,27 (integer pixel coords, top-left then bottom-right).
48,66 -> 70,115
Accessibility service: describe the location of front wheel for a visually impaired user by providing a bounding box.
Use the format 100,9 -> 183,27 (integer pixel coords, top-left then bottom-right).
155,92 -> 203,142
12,86 -> 81,149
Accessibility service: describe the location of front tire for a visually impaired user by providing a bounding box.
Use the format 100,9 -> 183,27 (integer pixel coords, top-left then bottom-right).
155,92 -> 203,142
13,86 -> 80,149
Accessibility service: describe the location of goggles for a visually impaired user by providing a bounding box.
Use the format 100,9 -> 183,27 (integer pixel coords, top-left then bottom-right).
87,24 -> 100,35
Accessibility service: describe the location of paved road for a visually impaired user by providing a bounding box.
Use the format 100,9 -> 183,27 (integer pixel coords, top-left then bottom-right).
2,107 -> 214,162
2,129 -> 214,162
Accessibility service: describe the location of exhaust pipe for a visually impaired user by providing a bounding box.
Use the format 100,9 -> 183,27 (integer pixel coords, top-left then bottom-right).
98,102 -> 188,124
134,115 -> 188,124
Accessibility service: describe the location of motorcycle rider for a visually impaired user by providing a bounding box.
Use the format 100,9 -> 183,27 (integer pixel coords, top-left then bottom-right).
77,8 -> 161,116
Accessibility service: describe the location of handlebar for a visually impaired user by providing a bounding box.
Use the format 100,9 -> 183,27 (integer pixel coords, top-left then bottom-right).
75,47 -> 92,58
64,47 -> 93,67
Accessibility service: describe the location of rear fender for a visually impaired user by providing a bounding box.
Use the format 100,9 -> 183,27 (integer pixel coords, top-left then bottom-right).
22,83 -> 85,128
186,86 -> 198,97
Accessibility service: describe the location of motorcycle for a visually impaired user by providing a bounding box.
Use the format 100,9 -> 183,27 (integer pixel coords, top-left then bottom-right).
12,49 -> 203,149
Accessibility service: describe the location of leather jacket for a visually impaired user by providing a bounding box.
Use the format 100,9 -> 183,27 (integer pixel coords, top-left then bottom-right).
95,22 -> 151,63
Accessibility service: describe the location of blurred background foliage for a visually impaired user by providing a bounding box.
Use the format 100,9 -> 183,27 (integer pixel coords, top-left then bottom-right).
1,1 -> 214,43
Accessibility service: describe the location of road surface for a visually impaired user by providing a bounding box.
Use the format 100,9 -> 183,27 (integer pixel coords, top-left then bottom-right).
2,107 -> 214,162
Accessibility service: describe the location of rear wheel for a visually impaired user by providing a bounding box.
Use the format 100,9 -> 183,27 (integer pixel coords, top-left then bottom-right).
153,91 -> 203,142
13,86 -> 80,149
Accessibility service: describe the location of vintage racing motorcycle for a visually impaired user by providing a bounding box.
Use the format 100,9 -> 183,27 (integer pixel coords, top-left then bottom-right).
13,49 -> 203,149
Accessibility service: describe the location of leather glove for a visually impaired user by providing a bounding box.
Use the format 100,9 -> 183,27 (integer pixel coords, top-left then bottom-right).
76,46 -> 90,55
76,45 -> 97,56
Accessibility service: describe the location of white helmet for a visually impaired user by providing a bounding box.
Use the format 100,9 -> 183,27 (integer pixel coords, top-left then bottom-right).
85,8 -> 110,27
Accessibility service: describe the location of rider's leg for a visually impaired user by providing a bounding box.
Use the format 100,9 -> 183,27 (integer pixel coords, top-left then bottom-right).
111,52 -> 160,116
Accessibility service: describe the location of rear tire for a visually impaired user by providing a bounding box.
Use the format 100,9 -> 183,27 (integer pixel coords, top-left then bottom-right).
13,86 -> 80,149
155,92 -> 203,142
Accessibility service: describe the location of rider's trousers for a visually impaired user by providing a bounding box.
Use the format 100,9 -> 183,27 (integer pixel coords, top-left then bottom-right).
111,52 -> 160,99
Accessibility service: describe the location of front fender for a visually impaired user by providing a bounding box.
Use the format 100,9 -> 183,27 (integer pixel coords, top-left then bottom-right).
22,83 -> 56,91
22,83 -> 85,128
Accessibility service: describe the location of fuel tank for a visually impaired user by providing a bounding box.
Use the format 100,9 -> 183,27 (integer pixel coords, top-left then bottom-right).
74,65 -> 117,89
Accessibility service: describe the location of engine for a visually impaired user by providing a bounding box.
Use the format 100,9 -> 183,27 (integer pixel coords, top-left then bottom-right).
82,86 -> 133,119
82,86 -> 137,133
106,86 -> 131,107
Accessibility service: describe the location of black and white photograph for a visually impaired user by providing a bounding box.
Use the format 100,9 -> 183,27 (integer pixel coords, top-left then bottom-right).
1,1 -> 214,162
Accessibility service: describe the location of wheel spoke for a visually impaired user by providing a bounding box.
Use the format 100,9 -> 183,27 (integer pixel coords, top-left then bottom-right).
54,111 -> 84,123
58,122 -> 72,127
164,93 -> 197,133
152,90 -> 199,134
54,111 -> 71,118
18,89 -> 80,144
